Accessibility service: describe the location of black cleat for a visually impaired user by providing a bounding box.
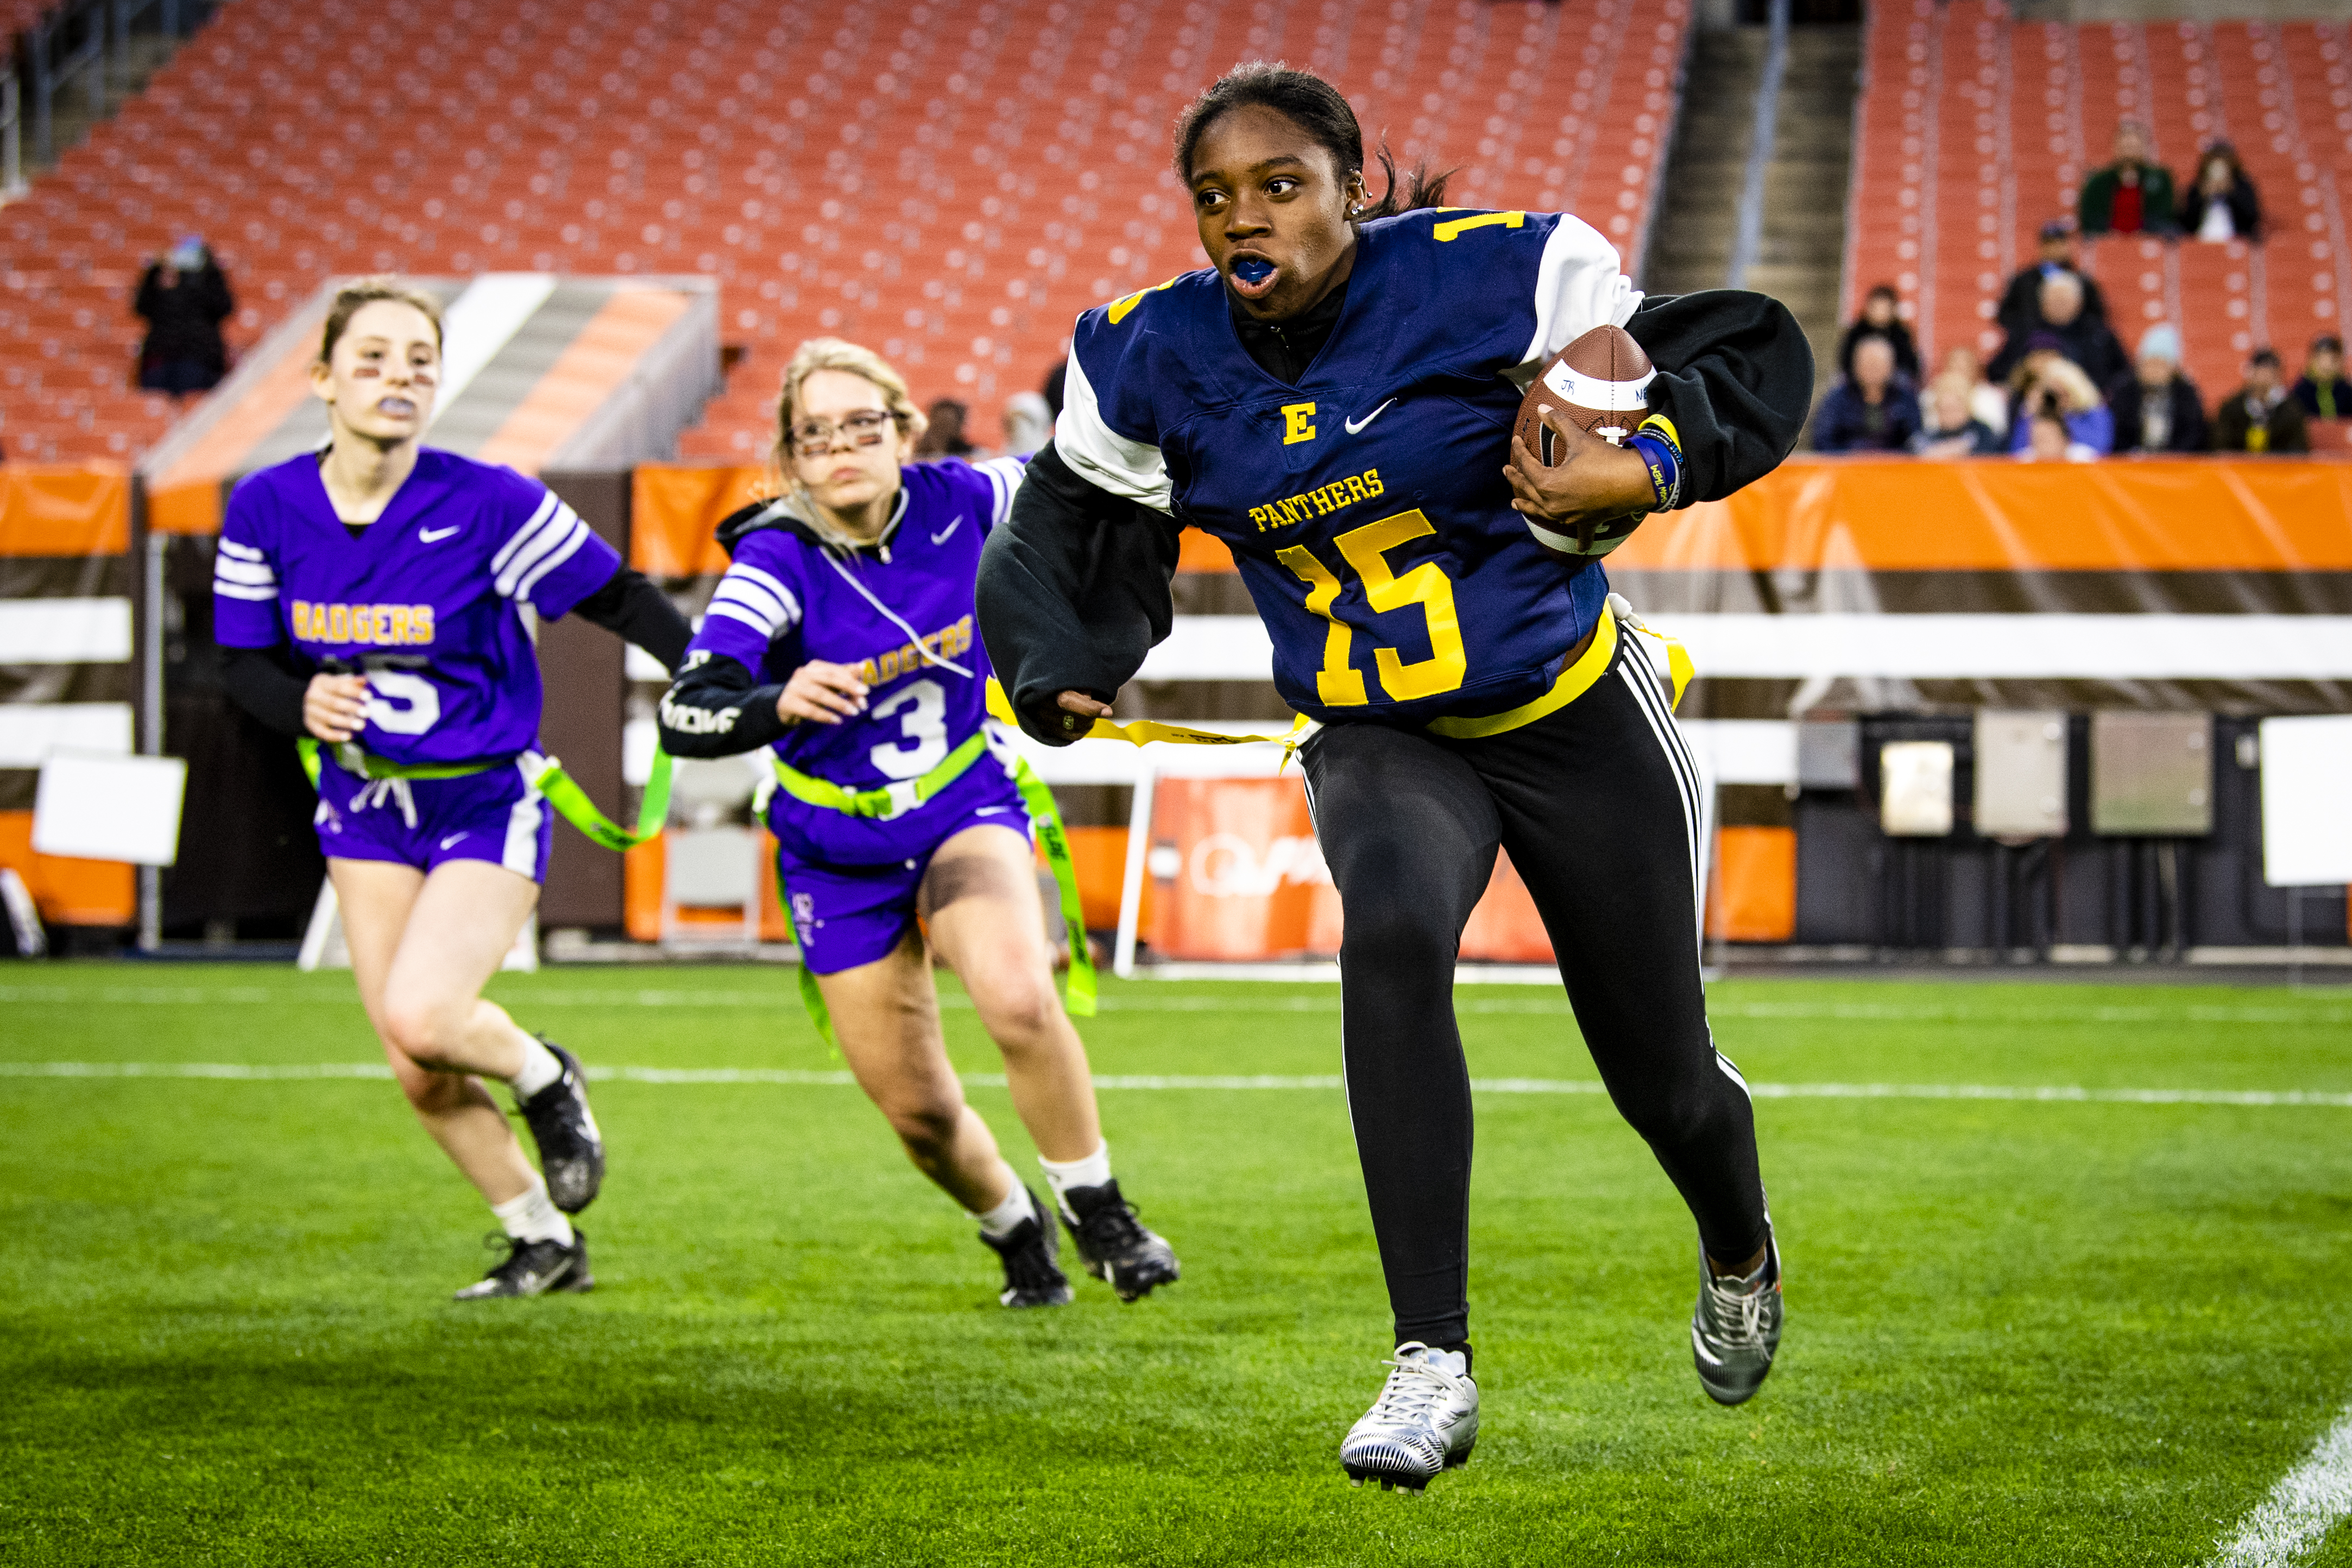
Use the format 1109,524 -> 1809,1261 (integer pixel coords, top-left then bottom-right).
517,1038 -> 604,1213
979,1186 -> 1073,1308
453,1229 -> 593,1300
1057,1179 -> 1180,1302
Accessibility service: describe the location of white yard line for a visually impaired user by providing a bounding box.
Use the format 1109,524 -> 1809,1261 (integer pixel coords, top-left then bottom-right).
3,1061 -> 2350,1107
5,984 -> 2352,1028
2210,1407 -> 2352,1568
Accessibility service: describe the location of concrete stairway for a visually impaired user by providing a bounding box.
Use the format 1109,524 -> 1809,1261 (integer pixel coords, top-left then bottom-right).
1645,25 -> 1863,412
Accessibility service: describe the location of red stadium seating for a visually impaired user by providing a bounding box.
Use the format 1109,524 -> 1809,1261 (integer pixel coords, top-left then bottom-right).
0,0 -> 1689,467
1848,4 -> 2352,404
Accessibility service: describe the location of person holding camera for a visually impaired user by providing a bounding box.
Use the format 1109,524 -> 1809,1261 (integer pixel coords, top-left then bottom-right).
2006,347 -> 2113,457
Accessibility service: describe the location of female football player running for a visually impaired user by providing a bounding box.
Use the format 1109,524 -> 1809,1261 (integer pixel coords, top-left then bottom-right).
655,338 -> 1178,1310
979,66 -> 1811,1488
215,279 -> 692,1300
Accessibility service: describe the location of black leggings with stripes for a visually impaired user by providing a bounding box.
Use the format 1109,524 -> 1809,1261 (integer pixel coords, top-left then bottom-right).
1298,628 -> 1770,1349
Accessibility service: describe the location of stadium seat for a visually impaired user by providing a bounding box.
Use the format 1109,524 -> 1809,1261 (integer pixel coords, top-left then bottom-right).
0,0 -> 1691,464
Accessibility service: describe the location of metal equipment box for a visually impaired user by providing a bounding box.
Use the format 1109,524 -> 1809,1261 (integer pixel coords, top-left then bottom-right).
1972,710 -> 2069,839
2090,712 -> 2212,837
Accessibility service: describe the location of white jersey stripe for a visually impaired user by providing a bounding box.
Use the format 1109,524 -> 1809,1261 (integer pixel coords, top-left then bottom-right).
214,583 -> 280,602
704,601 -> 777,638
710,580 -> 789,631
216,538 -> 267,562
503,764 -> 545,876
212,559 -> 277,587
490,490 -> 563,577
725,564 -> 803,628
513,518 -> 591,605
495,507 -> 583,598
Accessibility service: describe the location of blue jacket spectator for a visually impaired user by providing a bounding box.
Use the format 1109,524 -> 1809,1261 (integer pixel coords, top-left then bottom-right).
1813,334 -> 1922,453
2006,350 -> 2114,457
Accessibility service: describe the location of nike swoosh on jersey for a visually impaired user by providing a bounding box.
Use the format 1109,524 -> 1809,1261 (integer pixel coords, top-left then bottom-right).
1344,399 -> 1397,435
419,525 -> 462,543
439,832 -> 468,849
931,515 -> 964,545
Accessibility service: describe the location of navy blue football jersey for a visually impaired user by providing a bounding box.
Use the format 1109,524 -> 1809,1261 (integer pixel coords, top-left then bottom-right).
1058,208 -> 1639,724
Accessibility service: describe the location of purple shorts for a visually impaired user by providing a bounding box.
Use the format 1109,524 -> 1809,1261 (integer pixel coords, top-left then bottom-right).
313,753 -> 553,883
774,778 -> 1033,975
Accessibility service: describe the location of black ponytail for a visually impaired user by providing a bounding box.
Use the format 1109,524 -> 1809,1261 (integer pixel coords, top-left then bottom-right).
1171,61 -> 1452,221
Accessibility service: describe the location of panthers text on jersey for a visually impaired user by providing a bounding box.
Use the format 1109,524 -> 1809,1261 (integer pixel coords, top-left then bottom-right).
1058,207 -> 1637,725
211,448 -> 622,764
670,457 -> 1027,867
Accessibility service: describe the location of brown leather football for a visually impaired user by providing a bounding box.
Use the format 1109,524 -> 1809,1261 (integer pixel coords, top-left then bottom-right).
1513,323 -> 1656,560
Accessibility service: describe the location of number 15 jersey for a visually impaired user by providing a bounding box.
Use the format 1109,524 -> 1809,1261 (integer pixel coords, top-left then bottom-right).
1058,208 -> 1639,725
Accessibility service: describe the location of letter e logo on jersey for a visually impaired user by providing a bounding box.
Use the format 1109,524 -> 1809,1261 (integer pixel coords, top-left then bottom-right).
1281,402 -> 1317,445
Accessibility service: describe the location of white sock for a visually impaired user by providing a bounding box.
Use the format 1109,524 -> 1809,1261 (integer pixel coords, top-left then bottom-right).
509,1036 -> 563,1101
491,1179 -> 573,1247
1038,1142 -> 1112,1210
972,1169 -> 1036,1239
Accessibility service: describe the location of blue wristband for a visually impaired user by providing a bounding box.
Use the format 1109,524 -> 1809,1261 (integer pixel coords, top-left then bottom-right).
1628,430 -> 1680,511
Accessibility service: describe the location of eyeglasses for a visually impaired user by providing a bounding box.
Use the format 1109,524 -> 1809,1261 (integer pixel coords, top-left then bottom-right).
789,409 -> 896,453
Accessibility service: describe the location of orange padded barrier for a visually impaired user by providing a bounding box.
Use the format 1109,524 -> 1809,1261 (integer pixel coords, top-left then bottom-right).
622,830 -> 791,945
1142,777 -> 1549,963
1612,458 -> 2352,574
629,465 -> 768,579
1707,827 -> 1797,945
0,810 -> 135,926
0,465 -> 130,557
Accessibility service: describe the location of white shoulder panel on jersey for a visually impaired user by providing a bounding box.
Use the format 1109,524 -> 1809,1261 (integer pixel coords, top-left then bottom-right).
1054,347 -> 1175,515
1510,214 -> 1644,388
970,454 -> 1028,530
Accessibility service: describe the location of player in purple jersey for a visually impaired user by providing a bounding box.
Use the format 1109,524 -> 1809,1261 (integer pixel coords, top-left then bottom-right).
657,339 -> 1178,1310
215,279 -> 693,1301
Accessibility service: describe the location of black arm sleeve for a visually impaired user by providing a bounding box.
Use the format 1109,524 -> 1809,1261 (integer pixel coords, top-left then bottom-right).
567,564 -> 695,675
221,644 -> 314,738
655,652 -> 793,759
975,441 -> 1182,747
1626,290 -> 1816,504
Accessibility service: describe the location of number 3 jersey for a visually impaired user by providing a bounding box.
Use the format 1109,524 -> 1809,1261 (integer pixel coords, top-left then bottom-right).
1059,208 -> 1640,725
211,448 -> 623,764
670,457 -> 1027,867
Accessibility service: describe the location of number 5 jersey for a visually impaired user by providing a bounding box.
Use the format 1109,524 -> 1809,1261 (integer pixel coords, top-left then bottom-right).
212,448 -> 624,763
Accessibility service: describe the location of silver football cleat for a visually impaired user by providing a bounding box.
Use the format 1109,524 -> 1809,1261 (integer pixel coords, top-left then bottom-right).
1339,1342 -> 1479,1492
1692,1229 -> 1783,1405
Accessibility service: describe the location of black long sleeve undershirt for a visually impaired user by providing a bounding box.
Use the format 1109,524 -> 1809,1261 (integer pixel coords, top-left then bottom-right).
219,564 -> 694,740
654,650 -> 793,758
975,288 -> 1813,747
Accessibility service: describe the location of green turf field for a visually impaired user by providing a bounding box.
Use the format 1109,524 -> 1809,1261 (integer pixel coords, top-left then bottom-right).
4,965 -> 2350,1565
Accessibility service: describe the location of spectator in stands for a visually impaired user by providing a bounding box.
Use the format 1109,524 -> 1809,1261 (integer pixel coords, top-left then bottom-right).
2182,141 -> 2262,244
1042,359 -> 1068,421
1812,334 -> 1922,453
2214,349 -> 2310,453
1001,391 -> 1052,457
914,397 -> 979,459
1996,220 -> 2110,349
2291,334 -> 2352,421
1940,346 -> 2011,438
133,236 -> 234,397
2006,350 -> 2113,457
2078,121 -> 2178,238
2016,409 -> 2099,463
1836,284 -> 1921,383
2107,325 -> 2209,454
1992,273 -> 2128,388
1912,375 -> 2001,458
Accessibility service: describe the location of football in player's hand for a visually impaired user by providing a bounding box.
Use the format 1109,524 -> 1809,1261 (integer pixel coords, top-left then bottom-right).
1511,323 -> 1657,561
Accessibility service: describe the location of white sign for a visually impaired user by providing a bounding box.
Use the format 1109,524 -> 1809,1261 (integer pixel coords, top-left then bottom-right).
32,750 -> 187,866
2260,716 -> 2352,887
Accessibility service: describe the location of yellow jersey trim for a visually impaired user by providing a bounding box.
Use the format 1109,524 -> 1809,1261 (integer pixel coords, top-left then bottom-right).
1424,606 -> 1621,739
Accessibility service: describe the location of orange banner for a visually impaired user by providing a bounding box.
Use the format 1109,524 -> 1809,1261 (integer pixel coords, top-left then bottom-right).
1612,457 -> 2352,574
630,464 -> 768,578
0,465 -> 130,557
